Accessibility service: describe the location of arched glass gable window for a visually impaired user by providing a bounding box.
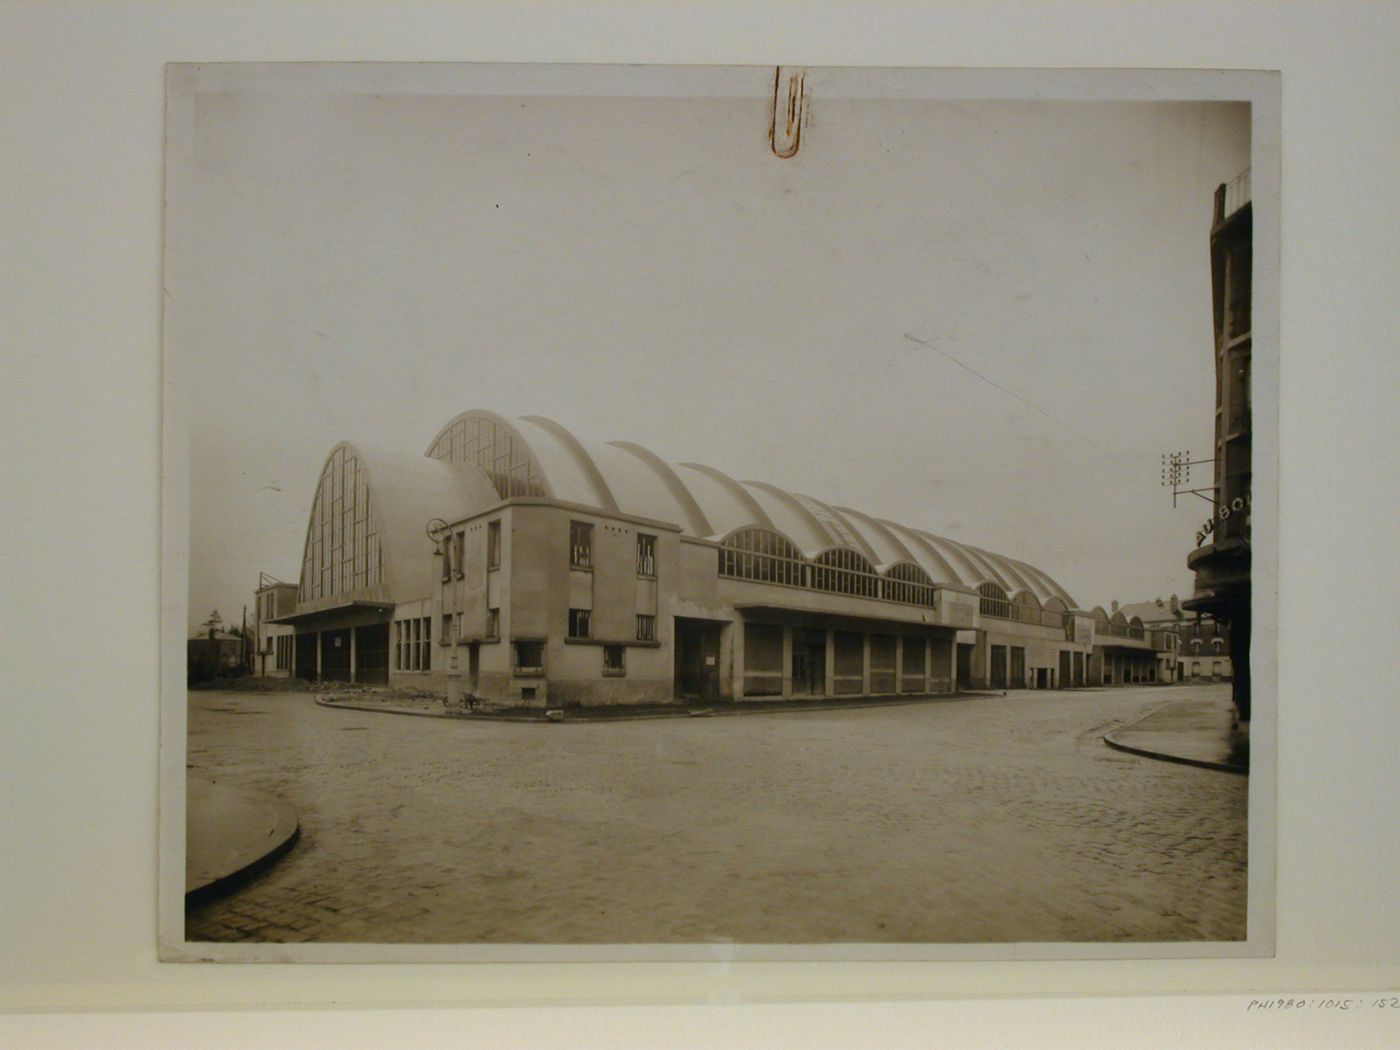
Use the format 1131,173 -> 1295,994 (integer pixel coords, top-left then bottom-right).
718,528 -> 805,587
1040,595 -> 1070,630
428,415 -> 546,499
1010,590 -> 1042,625
883,562 -> 937,607
811,548 -> 880,599
299,446 -> 382,601
978,582 -> 1011,618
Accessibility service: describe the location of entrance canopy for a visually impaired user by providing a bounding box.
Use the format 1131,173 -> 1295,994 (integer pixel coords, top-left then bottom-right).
267,600 -> 395,625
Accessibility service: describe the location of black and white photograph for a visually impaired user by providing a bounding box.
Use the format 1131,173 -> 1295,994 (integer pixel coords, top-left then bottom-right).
160,63 -> 1276,959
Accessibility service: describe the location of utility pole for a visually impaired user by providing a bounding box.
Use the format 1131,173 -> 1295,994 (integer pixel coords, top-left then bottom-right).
1160,449 -> 1216,508
241,604 -> 251,676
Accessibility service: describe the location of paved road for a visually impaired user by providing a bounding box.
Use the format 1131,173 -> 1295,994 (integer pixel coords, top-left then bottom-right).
185,684 -> 1247,944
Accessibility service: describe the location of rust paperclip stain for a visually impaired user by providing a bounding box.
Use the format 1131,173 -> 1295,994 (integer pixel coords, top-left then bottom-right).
770,66 -> 807,159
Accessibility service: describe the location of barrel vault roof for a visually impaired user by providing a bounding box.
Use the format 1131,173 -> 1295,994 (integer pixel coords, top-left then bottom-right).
425,410 -> 1077,606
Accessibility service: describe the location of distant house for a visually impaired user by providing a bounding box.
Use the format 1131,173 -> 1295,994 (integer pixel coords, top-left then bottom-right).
187,626 -> 245,684
1177,618 -> 1233,682
1110,595 -> 1231,684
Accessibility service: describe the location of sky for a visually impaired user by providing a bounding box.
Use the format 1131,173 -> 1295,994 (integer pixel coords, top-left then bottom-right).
168,67 -> 1250,630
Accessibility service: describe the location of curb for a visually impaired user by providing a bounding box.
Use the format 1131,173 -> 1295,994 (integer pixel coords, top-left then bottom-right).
185,779 -> 301,905
1101,703 -> 1248,775
186,823 -> 301,907
314,691 -> 991,724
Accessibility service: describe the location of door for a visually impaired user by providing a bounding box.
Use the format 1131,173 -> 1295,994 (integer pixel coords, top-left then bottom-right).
990,645 -> 1007,689
1009,646 -> 1026,689
294,632 -> 317,681
674,618 -> 722,701
955,643 -> 973,689
1058,650 -> 1072,690
355,623 -> 390,685
320,628 -> 351,682
791,629 -> 827,696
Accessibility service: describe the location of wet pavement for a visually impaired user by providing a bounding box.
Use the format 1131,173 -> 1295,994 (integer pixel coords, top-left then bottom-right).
185,682 -> 1247,945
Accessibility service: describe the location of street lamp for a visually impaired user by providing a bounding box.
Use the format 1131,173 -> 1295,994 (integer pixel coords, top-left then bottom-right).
425,517 -> 461,708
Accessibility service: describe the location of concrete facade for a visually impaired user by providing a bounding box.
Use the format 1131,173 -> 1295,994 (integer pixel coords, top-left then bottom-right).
267,410 -> 1175,706
251,581 -> 297,678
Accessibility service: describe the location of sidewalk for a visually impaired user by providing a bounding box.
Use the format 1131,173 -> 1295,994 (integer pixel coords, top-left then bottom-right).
1103,695 -> 1248,774
315,689 -> 995,723
186,775 -> 299,901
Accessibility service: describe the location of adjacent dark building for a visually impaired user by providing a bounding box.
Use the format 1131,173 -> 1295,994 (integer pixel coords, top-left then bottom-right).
1185,169 -> 1252,721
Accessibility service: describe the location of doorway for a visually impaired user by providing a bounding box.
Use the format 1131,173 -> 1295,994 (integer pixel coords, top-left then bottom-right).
955,643 -> 973,689
990,645 -> 1008,689
320,628 -> 351,682
355,623 -> 390,686
294,633 -> 317,681
674,617 -> 723,701
791,629 -> 827,696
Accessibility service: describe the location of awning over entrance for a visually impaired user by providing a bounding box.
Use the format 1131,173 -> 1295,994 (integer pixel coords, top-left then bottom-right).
267,600 -> 395,625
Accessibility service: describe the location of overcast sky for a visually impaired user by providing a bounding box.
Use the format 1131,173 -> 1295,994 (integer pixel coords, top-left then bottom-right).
170,67 -> 1250,630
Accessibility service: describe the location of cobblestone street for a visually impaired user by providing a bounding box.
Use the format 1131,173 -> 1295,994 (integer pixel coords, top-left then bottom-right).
185,684 -> 1247,944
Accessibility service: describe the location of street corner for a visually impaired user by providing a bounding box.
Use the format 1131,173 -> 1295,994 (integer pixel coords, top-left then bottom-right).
186,774 -> 300,902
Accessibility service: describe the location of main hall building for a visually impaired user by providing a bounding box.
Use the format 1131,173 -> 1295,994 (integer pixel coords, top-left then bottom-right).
268,410 -> 1171,705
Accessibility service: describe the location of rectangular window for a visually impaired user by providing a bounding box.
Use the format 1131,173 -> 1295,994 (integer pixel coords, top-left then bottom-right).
486,607 -> 500,638
636,533 -> 656,577
568,608 -> 591,639
602,645 -> 626,676
514,640 -> 544,674
441,614 -> 453,644
454,531 -> 465,579
570,521 -> 593,568
487,520 -> 501,569
636,613 -> 656,641
275,635 -> 291,670
440,537 -> 452,582
419,617 -> 431,670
